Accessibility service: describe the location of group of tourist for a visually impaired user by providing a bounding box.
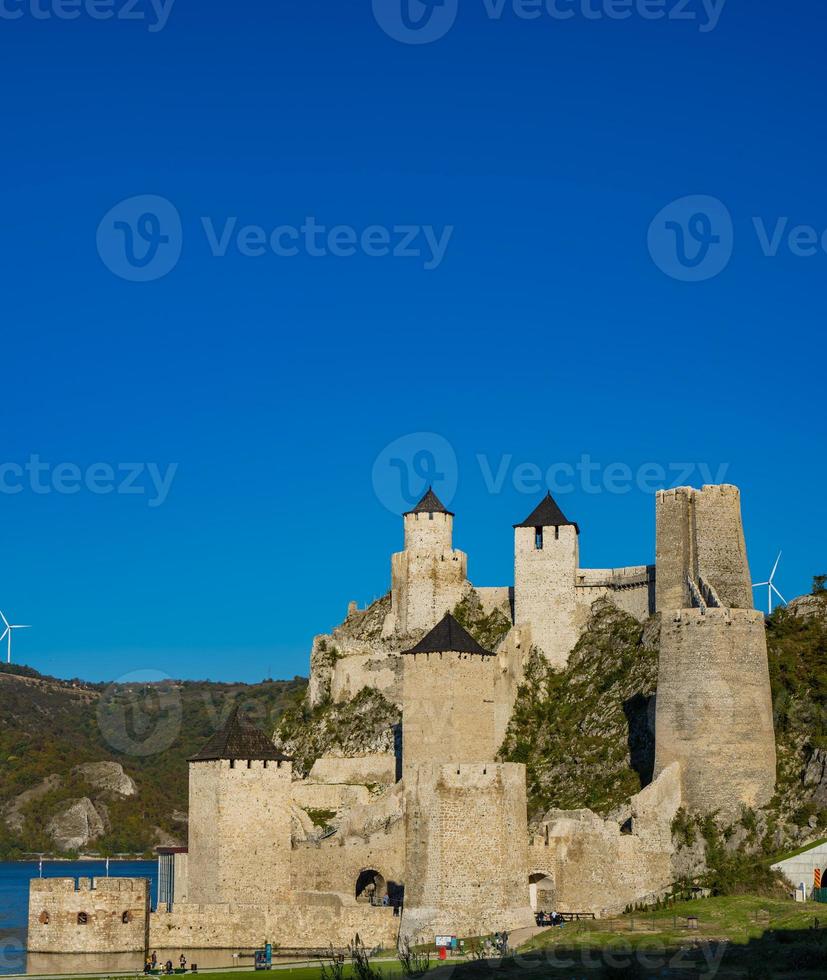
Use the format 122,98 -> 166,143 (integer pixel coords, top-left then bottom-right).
144,952 -> 193,974
534,910 -> 565,927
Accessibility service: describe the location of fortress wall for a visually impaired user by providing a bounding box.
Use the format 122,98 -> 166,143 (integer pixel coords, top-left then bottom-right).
530,821 -> 673,917
402,652 -> 497,769
291,782 -> 371,811
654,608 -> 776,815
574,565 -> 656,626
28,877 -> 150,954
475,586 -> 513,618
655,488 -> 694,611
290,826 -> 405,897
492,625 -> 533,749
330,651 -> 401,705
186,759 -> 221,906
514,524 -> 579,668
391,549 -> 468,635
529,765 -> 681,917
693,485 -> 753,608
307,755 -> 397,786
402,763 -> 533,943
148,898 -> 398,951
188,759 -> 293,906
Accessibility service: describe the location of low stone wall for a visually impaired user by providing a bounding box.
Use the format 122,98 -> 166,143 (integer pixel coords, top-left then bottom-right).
292,782 -> 371,811
575,565 -> 656,625
149,895 -> 398,951
530,766 -> 682,917
28,877 -> 150,953
307,755 -> 396,786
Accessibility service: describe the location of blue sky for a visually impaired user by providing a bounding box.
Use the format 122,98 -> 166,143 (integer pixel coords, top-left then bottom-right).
1,0 -> 824,683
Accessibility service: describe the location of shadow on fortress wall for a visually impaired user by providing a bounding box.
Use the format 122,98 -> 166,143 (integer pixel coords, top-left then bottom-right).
623,693 -> 656,789
419,926 -> 827,977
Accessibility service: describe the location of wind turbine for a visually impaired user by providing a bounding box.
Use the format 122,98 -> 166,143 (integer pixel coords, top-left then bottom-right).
753,552 -> 787,614
0,610 -> 31,664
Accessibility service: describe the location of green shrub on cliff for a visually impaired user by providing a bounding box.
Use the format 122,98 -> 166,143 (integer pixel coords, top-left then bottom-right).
499,599 -> 659,819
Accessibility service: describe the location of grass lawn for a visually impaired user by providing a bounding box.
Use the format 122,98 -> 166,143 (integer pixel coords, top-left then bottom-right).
518,894 -> 827,977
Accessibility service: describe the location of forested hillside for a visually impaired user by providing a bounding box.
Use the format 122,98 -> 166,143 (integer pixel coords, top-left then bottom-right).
0,667 -> 305,858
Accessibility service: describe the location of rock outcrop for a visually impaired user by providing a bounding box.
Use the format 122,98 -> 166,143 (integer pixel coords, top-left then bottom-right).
45,798 -> 106,851
72,762 -> 137,798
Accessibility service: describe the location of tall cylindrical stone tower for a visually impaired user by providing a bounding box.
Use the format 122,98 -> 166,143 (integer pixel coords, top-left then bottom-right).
390,488 -> 468,635
653,485 -> 776,816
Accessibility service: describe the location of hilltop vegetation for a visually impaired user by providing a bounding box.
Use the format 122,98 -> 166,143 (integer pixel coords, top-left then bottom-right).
0,666 -> 305,859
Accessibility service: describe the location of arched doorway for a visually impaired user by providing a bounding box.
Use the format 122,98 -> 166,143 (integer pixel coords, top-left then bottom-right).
528,872 -> 554,913
355,869 -> 386,905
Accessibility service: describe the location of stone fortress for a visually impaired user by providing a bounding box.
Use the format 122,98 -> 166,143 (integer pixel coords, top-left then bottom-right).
28,484 -> 777,956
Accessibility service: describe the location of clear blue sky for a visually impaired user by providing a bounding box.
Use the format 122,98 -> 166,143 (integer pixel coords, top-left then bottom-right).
1,1 -> 824,683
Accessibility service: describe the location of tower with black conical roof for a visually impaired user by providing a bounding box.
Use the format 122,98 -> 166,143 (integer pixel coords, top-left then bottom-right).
390,488 -> 468,634
513,492 -> 580,667
400,612 -> 497,770
186,707 -> 293,906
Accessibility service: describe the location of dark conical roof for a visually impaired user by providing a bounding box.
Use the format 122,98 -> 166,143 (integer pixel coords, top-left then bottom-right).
404,487 -> 453,517
514,492 -> 579,533
402,613 -> 494,657
188,706 -> 292,763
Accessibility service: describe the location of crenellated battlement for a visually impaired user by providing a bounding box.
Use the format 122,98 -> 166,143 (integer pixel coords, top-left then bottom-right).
665,606 -> 765,628
28,876 -> 150,954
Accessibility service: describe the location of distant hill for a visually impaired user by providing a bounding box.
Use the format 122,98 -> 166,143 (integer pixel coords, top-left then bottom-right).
0,666 -> 306,858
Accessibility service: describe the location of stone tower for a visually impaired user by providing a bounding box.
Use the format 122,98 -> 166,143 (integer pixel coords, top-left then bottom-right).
653,485 -> 776,816
401,612 -> 498,771
390,489 -> 468,635
400,614 -> 533,942
186,707 -> 293,905
513,492 -> 579,667
655,483 -> 753,610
